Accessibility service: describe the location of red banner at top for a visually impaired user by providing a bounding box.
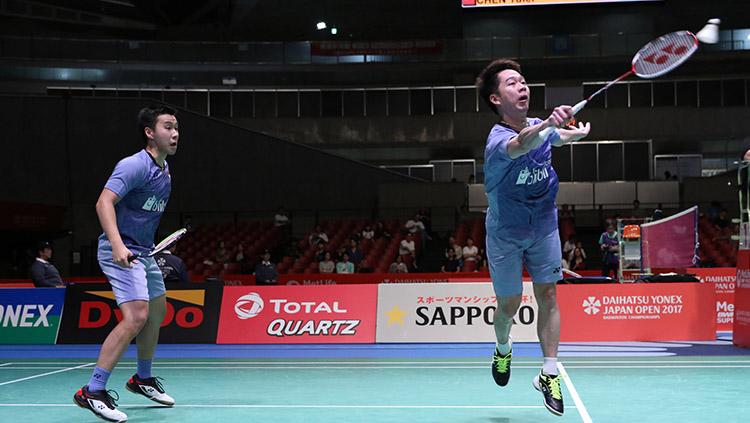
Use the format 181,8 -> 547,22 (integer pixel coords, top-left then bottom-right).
311,40 -> 442,56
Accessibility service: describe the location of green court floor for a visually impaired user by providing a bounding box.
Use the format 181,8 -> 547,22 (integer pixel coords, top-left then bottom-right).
1,356 -> 748,422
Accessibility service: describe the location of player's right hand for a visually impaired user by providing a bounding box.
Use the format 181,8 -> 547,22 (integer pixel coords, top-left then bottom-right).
545,105 -> 574,128
112,244 -> 133,268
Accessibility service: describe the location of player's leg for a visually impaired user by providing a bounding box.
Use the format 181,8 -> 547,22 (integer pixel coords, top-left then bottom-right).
486,230 -> 524,387
126,258 -> 175,406
74,255 -> 150,422
525,229 -> 564,416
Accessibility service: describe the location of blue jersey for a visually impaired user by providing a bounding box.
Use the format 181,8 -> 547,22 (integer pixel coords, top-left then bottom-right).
98,150 -> 171,254
484,118 -> 559,239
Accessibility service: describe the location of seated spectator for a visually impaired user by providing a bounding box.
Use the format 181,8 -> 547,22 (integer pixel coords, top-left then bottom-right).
215,240 -> 230,264
235,242 -> 246,264
389,255 -> 409,273
254,250 -> 278,285
631,199 -> 646,218
274,207 -> 290,227
562,235 -> 576,260
314,242 -> 327,262
441,249 -> 460,273
374,221 -> 392,240
399,233 -> 417,261
318,252 -> 335,273
715,209 -> 731,229
155,249 -> 190,284
358,259 -> 374,273
462,237 -> 479,263
346,239 -> 363,265
446,236 -> 463,259
29,241 -> 65,287
309,225 -> 329,246
568,240 -> 587,262
570,247 -> 586,271
361,225 -> 374,240
336,253 -> 355,274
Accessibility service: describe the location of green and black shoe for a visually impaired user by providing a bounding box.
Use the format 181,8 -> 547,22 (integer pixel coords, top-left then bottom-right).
491,348 -> 512,386
533,371 -> 564,416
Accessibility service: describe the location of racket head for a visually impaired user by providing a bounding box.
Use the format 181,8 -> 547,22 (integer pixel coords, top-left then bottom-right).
148,228 -> 187,257
631,31 -> 698,79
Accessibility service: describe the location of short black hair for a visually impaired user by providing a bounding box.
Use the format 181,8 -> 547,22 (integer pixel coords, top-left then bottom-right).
476,58 -> 522,116
137,105 -> 177,144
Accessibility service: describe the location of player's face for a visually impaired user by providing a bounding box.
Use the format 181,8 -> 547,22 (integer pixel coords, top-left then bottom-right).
493,69 -> 529,115
149,114 -> 179,156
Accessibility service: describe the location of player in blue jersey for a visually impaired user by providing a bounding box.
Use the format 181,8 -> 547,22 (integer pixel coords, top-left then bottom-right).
476,59 -> 591,416
74,106 -> 179,422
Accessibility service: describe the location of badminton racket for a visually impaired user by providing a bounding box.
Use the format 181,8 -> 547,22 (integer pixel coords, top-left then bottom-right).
539,30 -> 699,140
128,228 -> 187,262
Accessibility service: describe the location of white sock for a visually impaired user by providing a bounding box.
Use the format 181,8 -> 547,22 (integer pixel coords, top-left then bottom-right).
496,337 -> 512,355
543,357 -> 559,375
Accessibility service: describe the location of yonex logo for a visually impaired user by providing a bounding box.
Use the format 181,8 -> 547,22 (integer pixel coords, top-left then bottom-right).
235,292 -> 264,319
582,297 -> 601,315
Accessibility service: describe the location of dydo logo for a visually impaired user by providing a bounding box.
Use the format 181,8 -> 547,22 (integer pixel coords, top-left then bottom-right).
582,297 -> 601,315
235,292 -> 264,319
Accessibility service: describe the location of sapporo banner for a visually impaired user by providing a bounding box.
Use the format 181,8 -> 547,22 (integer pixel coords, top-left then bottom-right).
217,285 -> 378,344
376,282 -> 538,343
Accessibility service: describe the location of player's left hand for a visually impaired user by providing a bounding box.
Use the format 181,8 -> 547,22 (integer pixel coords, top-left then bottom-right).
558,121 -> 591,143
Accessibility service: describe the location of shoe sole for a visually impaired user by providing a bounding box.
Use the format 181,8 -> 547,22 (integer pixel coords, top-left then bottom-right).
126,383 -> 175,406
73,395 -> 127,422
532,378 -> 564,417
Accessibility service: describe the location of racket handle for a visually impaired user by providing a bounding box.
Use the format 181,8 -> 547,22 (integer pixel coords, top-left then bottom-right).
539,99 -> 589,140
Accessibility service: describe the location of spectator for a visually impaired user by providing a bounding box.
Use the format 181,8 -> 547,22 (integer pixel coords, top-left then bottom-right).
389,255 -> 409,273
309,225 -> 329,246
318,252 -> 335,274
631,199 -> 646,218
562,235 -> 576,260
154,249 -> 189,284
336,253 -> 355,274
441,249 -> 460,273
215,240 -> 230,264
462,237 -> 479,263
570,248 -> 586,271
358,259 -> 374,273
446,236 -> 463,259
235,242 -> 251,273
599,224 -> 619,278
346,239 -> 363,265
29,241 -> 65,287
314,242 -> 327,262
399,233 -> 417,264
254,250 -> 278,285
274,207 -> 290,227
374,221 -> 392,240
715,209 -> 731,229
405,213 -> 426,236
361,225 -> 374,240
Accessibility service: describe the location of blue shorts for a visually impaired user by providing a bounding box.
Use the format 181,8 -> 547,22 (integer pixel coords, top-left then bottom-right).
486,228 -> 562,297
98,241 -> 165,305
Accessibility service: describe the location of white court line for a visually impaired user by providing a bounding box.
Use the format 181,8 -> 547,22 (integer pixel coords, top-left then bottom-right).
0,362 -> 94,387
3,365 -> 748,371
0,403 -> 548,409
7,359 -> 750,368
558,362 -> 593,423
0,363 -> 11,367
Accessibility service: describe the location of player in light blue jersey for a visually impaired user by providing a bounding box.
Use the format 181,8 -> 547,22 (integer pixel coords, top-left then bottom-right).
476,59 -> 590,416
74,106 -> 179,422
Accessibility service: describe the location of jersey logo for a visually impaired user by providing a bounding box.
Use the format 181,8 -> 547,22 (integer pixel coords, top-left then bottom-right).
141,195 -> 167,212
515,166 -> 549,186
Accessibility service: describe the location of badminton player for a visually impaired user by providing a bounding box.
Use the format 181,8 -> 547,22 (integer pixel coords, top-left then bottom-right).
74,106 -> 179,422
476,59 -> 590,416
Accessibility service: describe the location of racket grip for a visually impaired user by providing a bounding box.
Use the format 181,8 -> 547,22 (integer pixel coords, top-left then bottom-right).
539,99 -> 589,140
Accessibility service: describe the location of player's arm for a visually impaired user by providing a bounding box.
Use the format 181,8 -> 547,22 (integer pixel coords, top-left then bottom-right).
96,188 -> 132,268
506,105 -> 574,159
